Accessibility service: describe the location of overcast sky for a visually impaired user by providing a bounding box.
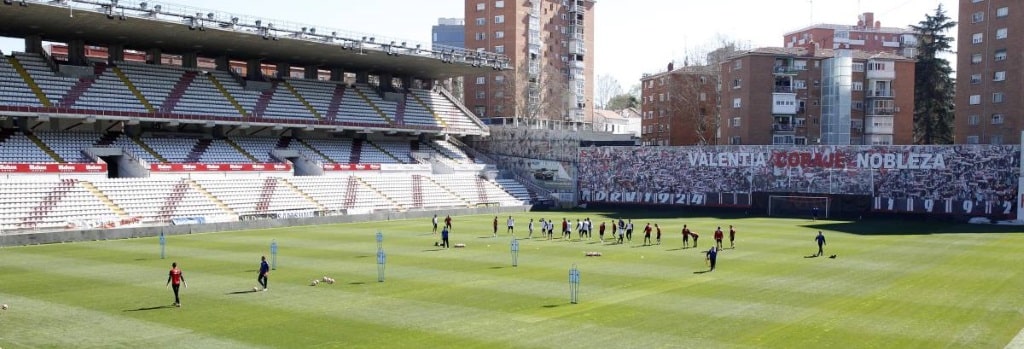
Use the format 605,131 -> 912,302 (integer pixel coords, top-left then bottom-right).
0,0 -> 957,92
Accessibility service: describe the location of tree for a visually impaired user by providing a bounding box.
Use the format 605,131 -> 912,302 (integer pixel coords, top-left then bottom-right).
651,39 -> 742,145
911,5 -> 956,144
606,93 -> 638,111
595,74 -> 623,109
497,57 -> 569,124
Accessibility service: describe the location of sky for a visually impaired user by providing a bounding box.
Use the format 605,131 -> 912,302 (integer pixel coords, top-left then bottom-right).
1,0 -> 957,94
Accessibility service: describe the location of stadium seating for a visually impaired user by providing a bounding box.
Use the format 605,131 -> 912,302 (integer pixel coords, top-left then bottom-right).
13,52 -> 75,104
0,132 -> 54,163
90,178 -> 226,221
409,89 -> 481,131
0,55 -> 44,107
227,137 -> 278,162
193,177 -> 317,215
35,131 -> 102,163
0,179 -> 119,231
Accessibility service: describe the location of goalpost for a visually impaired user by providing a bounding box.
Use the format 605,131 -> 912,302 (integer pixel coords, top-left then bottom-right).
767,195 -> 830,219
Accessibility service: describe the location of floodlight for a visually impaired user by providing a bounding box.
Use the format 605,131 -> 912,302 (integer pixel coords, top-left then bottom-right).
255,19 -> 261,27
206,12 -> 214,20
153,4 -> 160,12
139,2 -> 146,9
231,17 -> 238,24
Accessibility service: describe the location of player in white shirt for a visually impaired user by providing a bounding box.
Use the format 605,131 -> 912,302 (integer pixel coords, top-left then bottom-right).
507,216 -> 515,235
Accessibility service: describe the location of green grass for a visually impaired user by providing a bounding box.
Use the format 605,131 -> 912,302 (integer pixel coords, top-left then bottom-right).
1,212 -> 1023,348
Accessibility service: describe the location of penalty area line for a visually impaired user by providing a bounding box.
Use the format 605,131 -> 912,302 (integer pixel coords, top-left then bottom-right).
1006,326 -> 1024,349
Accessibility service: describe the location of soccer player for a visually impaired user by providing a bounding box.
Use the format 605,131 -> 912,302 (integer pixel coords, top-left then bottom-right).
815,231 -> 826,256
561,218 -> 570,240
812,207 -> 820,221
690,230 -> 700,248
507,216 -> 515,235
617,224 -> 625,244
441,226 -> 450,248
655,223 -> 662,245
706,246 -> 718,271
258,256 -> 270,291
625,220 -> 634,242
599,221 -> 606,242
576,219 -> 584,240
492,216 -> 498,237
642,223 -> 652,246
528,218 -> 534,238
432,214 -> 438,234
444,215 -> 452,229
729,225 -> 736,248
714,226 -> 724,250
681,225 -> 691,248
165,262 -> 186,307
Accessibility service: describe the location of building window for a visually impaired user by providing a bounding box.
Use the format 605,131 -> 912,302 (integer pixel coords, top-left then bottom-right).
794,80 -> 806,89
494,90 -> 504,98
994,71 -> 1006,81
474,106 -> 486,116
730,136 -> 742,145
495,0 -> 504,8
971,74 -> 982,84
494,75 -> 504,83
997,7 -> 1008,17
476,91 -> 486,99
996,28 -> 1007,39
494,45 -> 504,53
658,93 -> 664,102
972,53 -> 983,64
972,11 -> 984,23
995,49 -> 1007,61
852,101 -> 864,110
972,33 -> 983,44
732,98 -> 742,108
476,2 -> 485,10
969,114 -> 980,125
733,60 -> 742,69
494,15 -> 505,23
731,117 -> 741,127
852,63 -> 864,72
732,79 -> 741,89
992,114 -> 1004,124
852,81 -> 863,91
475,32 -> 486,40
795,137 -> 807,145
495,31 -> 504,39
969,95 -> 981,105
993,92 -> 1004,103
699,92 -> 707,101
992,135 -> 1004,145
476,76 -> 486,85
475,18 -> 486,25
966,136 -> 980,144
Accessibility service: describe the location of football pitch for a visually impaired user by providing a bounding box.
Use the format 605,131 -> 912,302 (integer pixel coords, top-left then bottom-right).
1,212 -> 1023,348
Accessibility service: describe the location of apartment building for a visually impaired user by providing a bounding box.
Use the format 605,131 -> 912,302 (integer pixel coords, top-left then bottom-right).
719,46 -> 914,145
785,12 -> 918,58
462,0 -> 595,124
639,63 -> 718,146
955,0 -> 1021,144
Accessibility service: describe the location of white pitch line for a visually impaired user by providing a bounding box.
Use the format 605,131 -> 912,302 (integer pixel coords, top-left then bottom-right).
1006,326 -> 1024,349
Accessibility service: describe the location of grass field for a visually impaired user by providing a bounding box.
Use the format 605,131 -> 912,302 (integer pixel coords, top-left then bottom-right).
1,211 -> 1023,348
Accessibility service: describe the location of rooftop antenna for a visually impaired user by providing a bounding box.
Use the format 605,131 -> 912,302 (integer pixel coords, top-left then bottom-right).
808,0 -> 814,24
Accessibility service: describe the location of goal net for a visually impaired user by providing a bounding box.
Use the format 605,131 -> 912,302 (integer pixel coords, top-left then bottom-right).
768,195 -> 830,219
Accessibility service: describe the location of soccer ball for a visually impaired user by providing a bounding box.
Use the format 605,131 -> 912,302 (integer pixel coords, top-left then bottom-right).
2,304 -> 7,310
311,280 -> 319,286
322,276 -> 329,282
253,286 -> 259,292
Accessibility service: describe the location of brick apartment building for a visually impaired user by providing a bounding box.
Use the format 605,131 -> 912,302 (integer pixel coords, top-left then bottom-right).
719,46 -> 914,145
955,0 -> 1021,144
639,63 -> 718,146
462,0 -> 595,124
784,12 -> 918,58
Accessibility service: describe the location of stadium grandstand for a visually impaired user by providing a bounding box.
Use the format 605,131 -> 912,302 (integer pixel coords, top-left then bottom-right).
0,0 -> 537,232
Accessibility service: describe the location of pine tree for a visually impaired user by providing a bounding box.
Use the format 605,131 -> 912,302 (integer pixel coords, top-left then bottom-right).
910,5 -> 956,144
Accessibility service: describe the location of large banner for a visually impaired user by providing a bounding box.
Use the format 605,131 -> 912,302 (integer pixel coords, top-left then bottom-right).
150,163 -> 291,172
578,145 -> 1019,217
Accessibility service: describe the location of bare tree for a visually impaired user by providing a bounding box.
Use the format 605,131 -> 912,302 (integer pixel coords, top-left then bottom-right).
655,38 -> 745,145
595,74 -> 623,109
497,57 -> 570,123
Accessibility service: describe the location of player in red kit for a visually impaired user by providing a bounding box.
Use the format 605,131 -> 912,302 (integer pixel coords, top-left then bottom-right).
729,225 -> 736,248
642,223 -> 653,246
681,225 -> 691,248
166,262 -> 187,307
714,226 -> 724,250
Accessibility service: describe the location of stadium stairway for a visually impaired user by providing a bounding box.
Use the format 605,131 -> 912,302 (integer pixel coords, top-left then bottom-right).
411,175 -> 424,208
344,176 -> 359,209
224,138 -> 260,162
365,140 -> 403,163
58,75 -> 95,108
187,179 -> 236,215
349,139 -> 363,164
161,71 -> 197,113
325,85 -> 345,121
26,132 -> 64,162
207,73 -> 248,116
7,55 -> 53,107
352,87 -> 393,124
355,176 -> 405,211
408,92 -> 449,128
280,178 -> 327,211
255,178 -> 277,213
423,141 -> 457,162
184,139 -> 212,163
112,66 -> 156,113
132,136 -> 168,163
282,80 -> 323,120
475,179 -> 489,203
19,179 -> 77,228
394,96 -> 407,125
423,176 -> 473,207
79,181 -> 129,219
297,138 -> 336,163
254,87 -> 273,117
156,181 -> 190,220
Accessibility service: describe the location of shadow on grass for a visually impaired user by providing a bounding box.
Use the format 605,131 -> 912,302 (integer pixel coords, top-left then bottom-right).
226,289 -> 259,295
693,270 -> 713,274
489,266 -> 505,270
350,282 -> 365,285
422,248 -> 445,252
806,218 -> 1024,236
804,254 -> 820,259
542,304 -> 561,308
124,305 -> 176,312
354,255 -> 370,258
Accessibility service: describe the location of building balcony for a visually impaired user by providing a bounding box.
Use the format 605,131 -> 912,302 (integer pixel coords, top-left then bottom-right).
772,93 -> 798,114
867,89 -> 894,98
774,86 -> 795,93
865,116 -> 894,135
772,123 -> 796,134
866,68 -> 895,80
866,107 -> 896,116
772,66 -> 805,75
882,41 -> 900,48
